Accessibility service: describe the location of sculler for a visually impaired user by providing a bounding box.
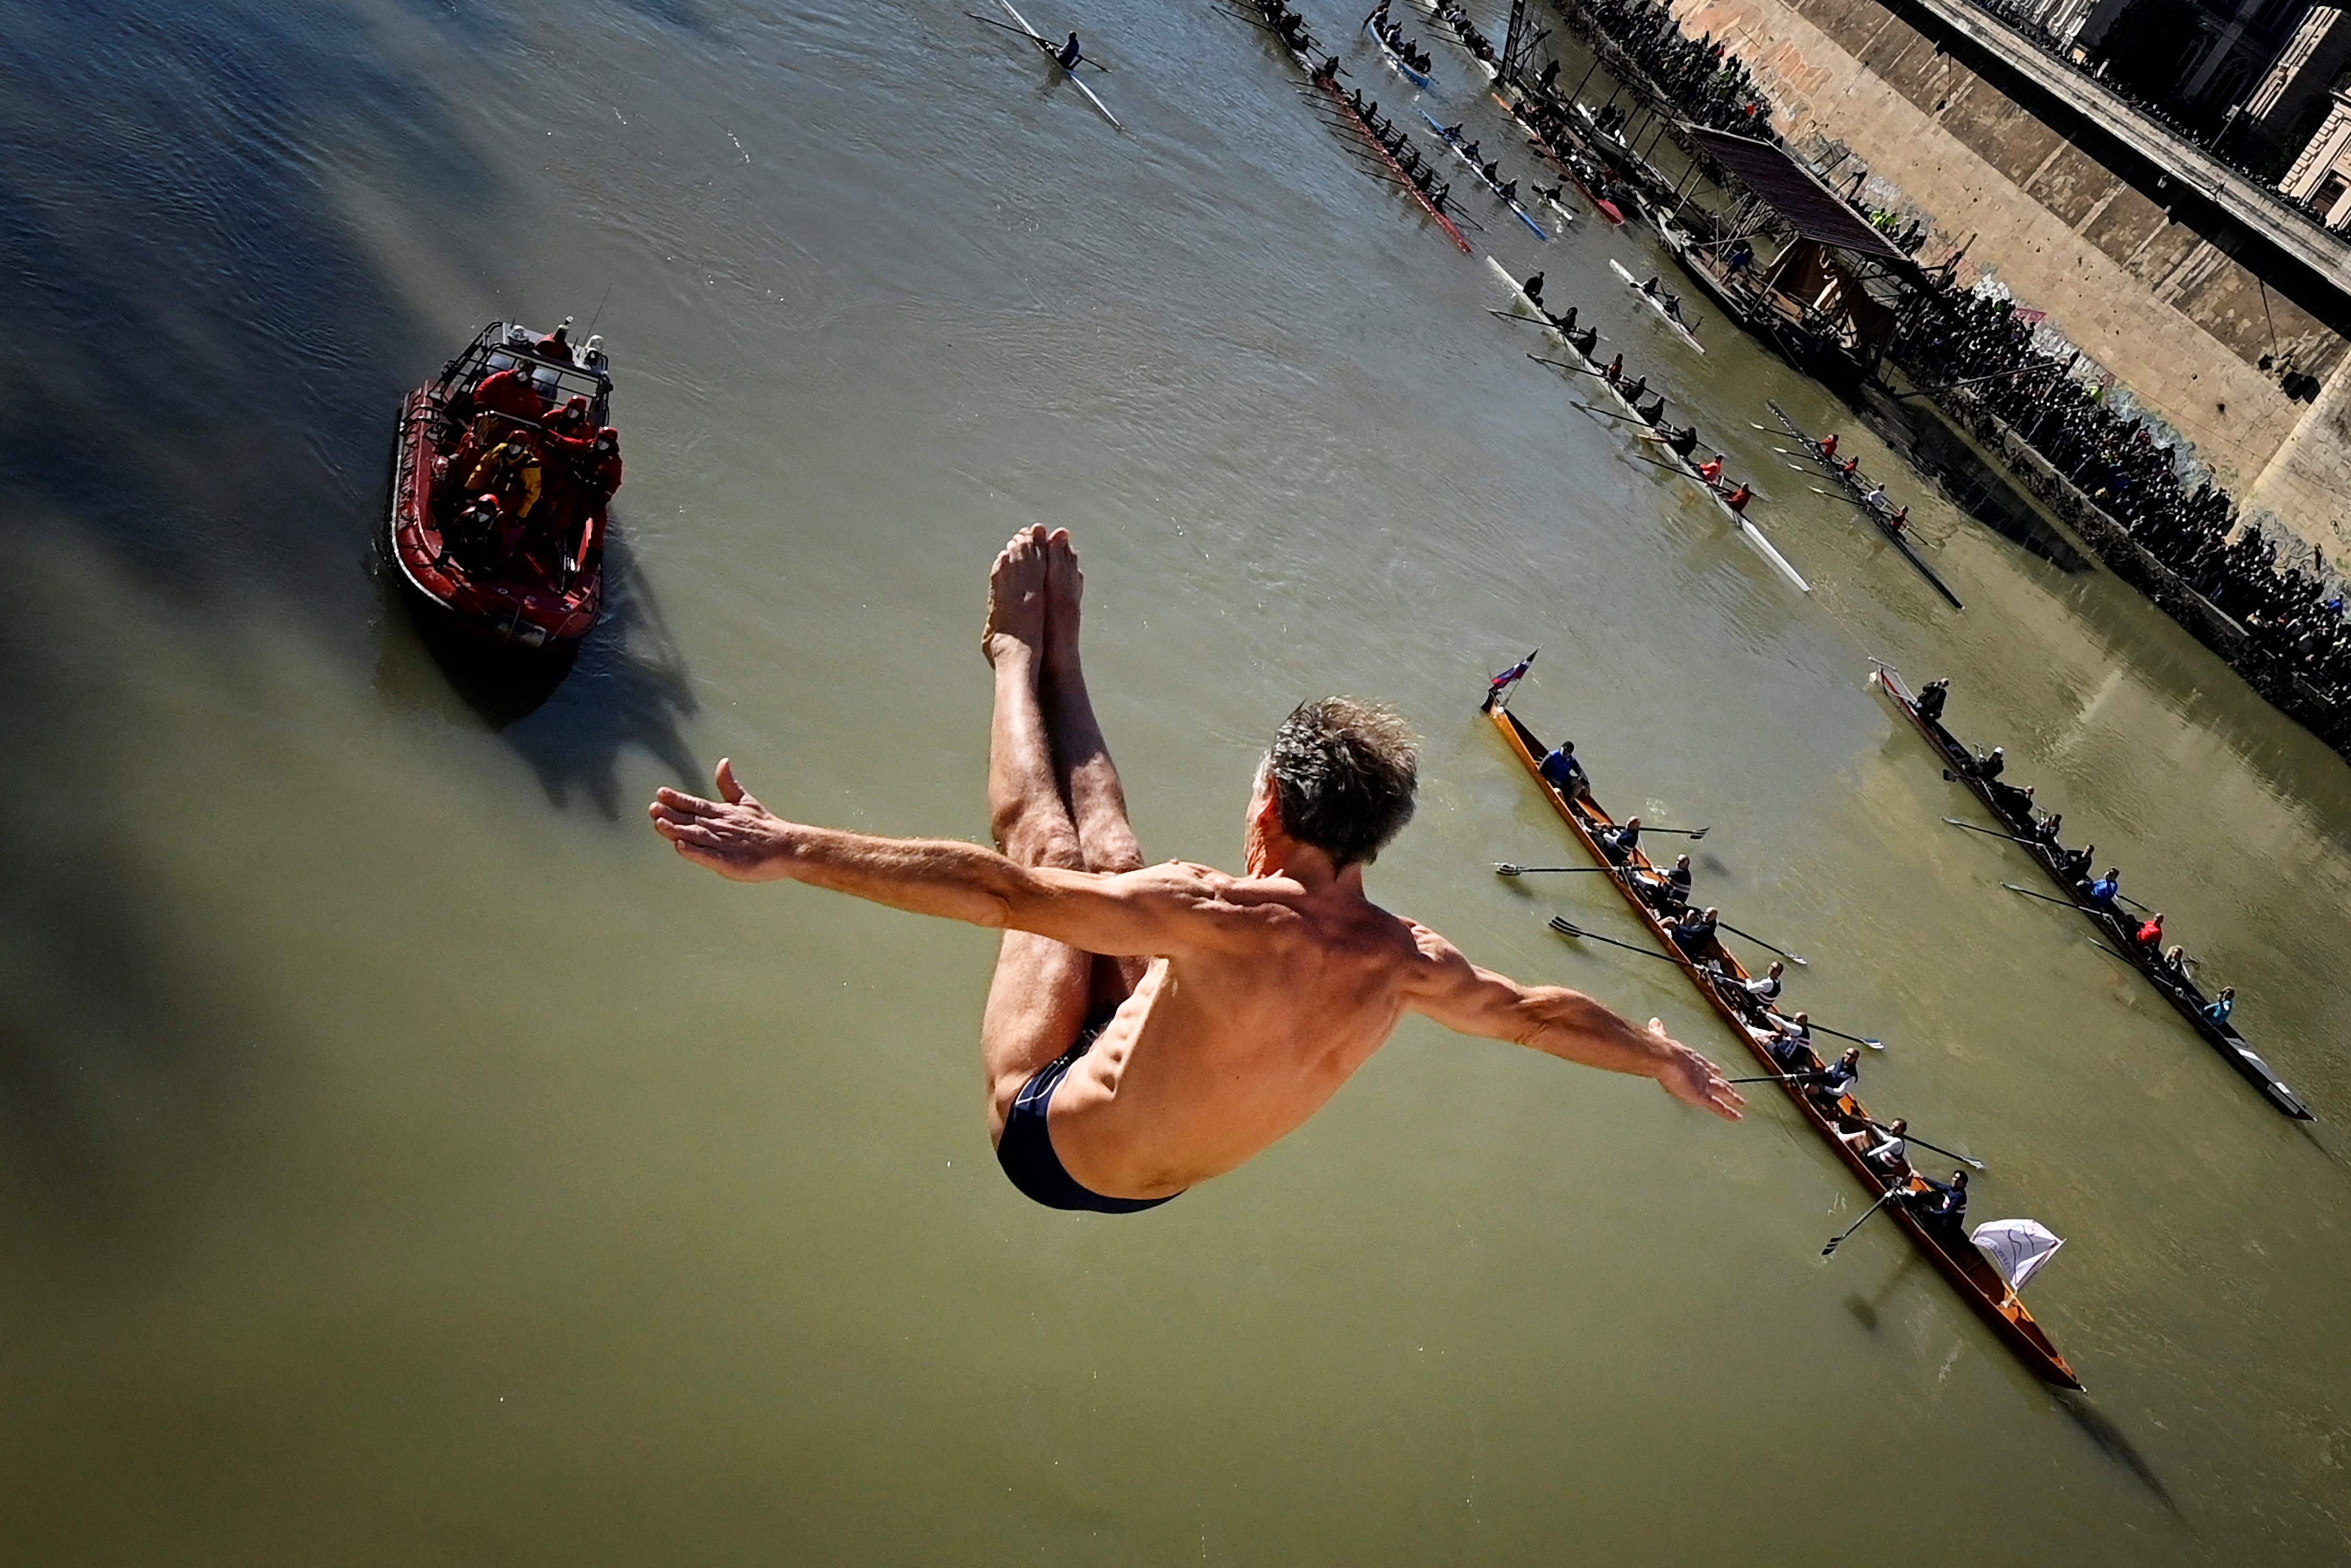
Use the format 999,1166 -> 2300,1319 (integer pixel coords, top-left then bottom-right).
1053,30 -> 1083,67
649,529 -> 1741,1213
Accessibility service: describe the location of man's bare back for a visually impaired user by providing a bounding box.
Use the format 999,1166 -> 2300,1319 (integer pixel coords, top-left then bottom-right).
649,528 -> 1740,1212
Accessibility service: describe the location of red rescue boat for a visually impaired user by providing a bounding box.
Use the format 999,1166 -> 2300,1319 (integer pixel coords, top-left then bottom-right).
388,320 -> 620,650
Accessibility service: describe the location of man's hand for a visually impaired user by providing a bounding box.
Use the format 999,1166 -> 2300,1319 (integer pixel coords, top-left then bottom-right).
649,759 -> 798,881
1648,1019 -> 1745,1122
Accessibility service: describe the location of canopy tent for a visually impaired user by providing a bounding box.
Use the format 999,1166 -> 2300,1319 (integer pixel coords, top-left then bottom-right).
1686,129 -> 1910,261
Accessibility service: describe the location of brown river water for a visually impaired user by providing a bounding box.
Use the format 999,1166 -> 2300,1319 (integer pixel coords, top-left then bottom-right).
3,1 -> 2347,1561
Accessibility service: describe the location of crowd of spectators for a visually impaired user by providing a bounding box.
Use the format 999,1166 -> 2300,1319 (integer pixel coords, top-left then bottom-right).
1553,0 -> 1771,136
1900,288 -> 2351,711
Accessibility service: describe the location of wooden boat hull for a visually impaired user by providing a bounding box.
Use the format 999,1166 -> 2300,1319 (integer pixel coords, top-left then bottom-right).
1870,664 -> 2310,1120
1485,696 -> 2084,1388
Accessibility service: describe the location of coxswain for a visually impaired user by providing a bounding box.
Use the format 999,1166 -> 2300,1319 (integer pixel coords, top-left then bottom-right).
1539,740 -> 1589,797
1602,814 -> 1642,860
1914,678 -> 1949,723
2085,868 -> 2122,910
1664,424 -> 1700,458
2204,985 -> 2236,1026
1602,352 -> 1623,384
1636,395 -> 1667,426
1695,454 -> 1725,484
1668,905 -> 1720,956
1742,959 -> 1786,1006
1481,652 -> 1535,711
1818,432 -> 1839,458
2132,911 -> 2165,950
1722,483 -> 1753,514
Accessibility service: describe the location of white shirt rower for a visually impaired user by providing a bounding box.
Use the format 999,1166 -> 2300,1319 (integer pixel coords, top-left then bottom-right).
1742,959 -> 1786,1003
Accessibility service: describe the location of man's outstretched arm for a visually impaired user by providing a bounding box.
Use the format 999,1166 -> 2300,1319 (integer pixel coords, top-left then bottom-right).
649,760 -> 1239,958
1402,925 -> 1745,1121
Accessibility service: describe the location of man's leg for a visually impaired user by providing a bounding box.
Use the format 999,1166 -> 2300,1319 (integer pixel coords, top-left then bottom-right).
978,527 -> 1095,1141
1041,532 -> 1148,998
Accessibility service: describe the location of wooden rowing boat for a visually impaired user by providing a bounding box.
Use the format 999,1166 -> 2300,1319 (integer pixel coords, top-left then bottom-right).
1484,696 -> 2085,1388
1771,402 -> 1964,610
1870,663 -> 2312,1120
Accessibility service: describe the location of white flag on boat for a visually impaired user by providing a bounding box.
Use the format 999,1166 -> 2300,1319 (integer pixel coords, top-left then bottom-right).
1972,1218 -> 2065,1293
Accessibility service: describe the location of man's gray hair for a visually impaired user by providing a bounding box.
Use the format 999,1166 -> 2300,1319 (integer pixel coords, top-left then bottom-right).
1257,698 -> 1419,868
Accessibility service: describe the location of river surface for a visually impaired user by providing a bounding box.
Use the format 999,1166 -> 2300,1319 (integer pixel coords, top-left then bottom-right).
5,1 -> 2349,1561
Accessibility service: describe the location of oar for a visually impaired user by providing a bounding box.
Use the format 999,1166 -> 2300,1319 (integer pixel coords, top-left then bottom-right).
1942,817 -> 2046,849
1823,1189 -> 1901,1256
1640,825 -> 1710,838
1548,915 -> 1685,966
1529,353 -> 1605,379
1718,920 -> 1807,966
1860,1119 -> 1986,1171
1727,1070 -> 1834,1085
1494,863 -> 1617,875
2003,881 -> 2081,910
1488,308 -> 1552,327
1808,1021 -> 1885,1051
1573,399 -> 1651,424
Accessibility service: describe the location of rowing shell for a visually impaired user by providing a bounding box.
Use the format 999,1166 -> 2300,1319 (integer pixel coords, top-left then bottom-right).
994,0 -> 1123,130
1413,0 -> 1500,78
1484,254 -> 1573,334
1769,401 -> 1964,609
1870,661 -> 2310,1120
1365,18 -> 1435,89
1419,110 -> 1546,239
1483,698 -> 2082,1389
1492,88 -> 1625,223
1507,264 -> 1809,594
1608,258 -> 1704,354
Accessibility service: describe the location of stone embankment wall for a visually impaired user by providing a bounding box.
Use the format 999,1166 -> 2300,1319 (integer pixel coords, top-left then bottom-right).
1670,0 -> 2351,561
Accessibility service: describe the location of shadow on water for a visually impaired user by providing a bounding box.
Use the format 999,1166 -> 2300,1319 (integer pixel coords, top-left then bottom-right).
374,522 -> 701,814
2055,1393 -> 2183,1517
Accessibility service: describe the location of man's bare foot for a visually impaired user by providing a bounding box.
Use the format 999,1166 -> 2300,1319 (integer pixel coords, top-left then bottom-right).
1042,528 -> 1083,676
982,526 -> 1050,668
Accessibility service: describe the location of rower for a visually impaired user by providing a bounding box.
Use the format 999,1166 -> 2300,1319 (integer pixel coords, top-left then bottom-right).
1642,275 -> 1662,295
1759,1010 -> 1813,1071
1601,353 -> 1623,384
2204,985 -> 2236,1026
1838,456 -> 1861,478
1722,482 -> 1753,514
1550,303 -> 1579,332
1463,141 -> 1484,163
1538,740 -> 1589,797
1636,395 -> 1667,426
1442,121 -> 1466,141
1808,1047 -> 1861,1113
1840,1117 -> 1910,1180
1054,31 -> 1083,68
2158,943 -> 2192,983
1668,905 -> 1720,957
2085,868 -> 2122,911
1861,484 -> 1888,510
1886,505 -> 1910,535
1496,178 -> 1518,203
1516,270 -> 1544,307
1567,324 -> 1599,356
1602,814 -> 1642,860
1620,374 -> 1647,404
2058,842 -> 2096,884
1914,677 -> 1949,723
1971,746 -> 2006,783
1430,181 -> 1452,211
1695,454 -> 1725,484
2132,911 -> 2166,951
1818,432 -> 1839,458
1742,959 -> 1787,1006
1664,424 -> 1701,458
1660,294 -> 1686,323
2032,810 -> 2063,845
1533,181 -> 1564,205
1651,852 -> 1693,912
1481,160 -> 1502,184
